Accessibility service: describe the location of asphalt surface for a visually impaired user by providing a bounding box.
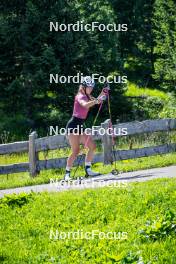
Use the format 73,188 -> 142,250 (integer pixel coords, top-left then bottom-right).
0,165 -> 176,198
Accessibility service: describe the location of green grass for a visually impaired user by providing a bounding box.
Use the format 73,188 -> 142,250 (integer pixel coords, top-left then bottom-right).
0,177 -> 176,263
0,152 -> 176,190
125,82 -> 169,100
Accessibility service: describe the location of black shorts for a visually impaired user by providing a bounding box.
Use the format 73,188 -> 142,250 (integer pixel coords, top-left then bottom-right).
66,116 -> 85,135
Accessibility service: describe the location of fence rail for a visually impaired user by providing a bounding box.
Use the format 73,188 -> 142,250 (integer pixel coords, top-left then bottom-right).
0,118 -> 176,176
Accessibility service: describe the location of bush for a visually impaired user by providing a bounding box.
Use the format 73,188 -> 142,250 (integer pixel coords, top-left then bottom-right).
0,192 -> 35,209
131,96 -> 165,120
159,96 -> 176,118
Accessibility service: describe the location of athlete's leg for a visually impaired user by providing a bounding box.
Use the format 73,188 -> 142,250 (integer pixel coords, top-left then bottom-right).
80,134 -> 96,162
67,134 -> 80,167
80,133 -> 100,176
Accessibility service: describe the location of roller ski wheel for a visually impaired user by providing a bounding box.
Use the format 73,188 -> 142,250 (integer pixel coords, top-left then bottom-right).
111,169 -> 119,175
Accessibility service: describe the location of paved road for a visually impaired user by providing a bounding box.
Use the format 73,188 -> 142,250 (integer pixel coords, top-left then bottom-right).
0,165 -> 176,198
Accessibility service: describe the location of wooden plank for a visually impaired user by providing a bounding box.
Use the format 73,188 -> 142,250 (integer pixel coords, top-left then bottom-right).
33,143 -> 176,171
1,119 -> 175,155
0,128 -> 101,155
36,119 -> 176,152
113,119 -> 176,137
113,143 -> 176,161
35,127 -> 101,152
0,141 -> 28,155
0,162 -> 29,175
35,135 -> 69,151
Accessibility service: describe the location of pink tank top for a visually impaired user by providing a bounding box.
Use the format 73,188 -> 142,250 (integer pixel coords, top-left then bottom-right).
72,93 -> 89,119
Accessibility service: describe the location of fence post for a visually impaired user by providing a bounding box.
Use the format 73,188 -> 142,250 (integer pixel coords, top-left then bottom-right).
29,131 -> 39,177
101,119 -> 113,164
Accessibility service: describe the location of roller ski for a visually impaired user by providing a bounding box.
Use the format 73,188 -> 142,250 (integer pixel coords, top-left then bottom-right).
77,164 -> 101,182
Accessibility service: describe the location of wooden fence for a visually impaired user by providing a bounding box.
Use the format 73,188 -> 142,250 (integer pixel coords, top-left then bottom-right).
0,118 -> 176,176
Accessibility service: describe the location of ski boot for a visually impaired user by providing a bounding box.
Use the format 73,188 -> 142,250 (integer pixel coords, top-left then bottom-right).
85,165 -> 100,178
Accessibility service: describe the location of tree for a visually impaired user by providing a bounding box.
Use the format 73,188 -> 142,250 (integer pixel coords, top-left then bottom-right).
152,0 -> 176,93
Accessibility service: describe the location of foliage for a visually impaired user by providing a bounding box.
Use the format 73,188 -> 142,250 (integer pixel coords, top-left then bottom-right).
159,96 -> 176,118
107,251 -> 143,263
152,0 -> 176,93
0,192 -> 35,208
139,210 -> 176,241
0,0 -> 176,140
0,178 -> 176,263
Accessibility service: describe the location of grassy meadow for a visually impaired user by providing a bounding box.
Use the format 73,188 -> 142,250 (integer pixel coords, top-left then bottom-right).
0,177 -> 176,263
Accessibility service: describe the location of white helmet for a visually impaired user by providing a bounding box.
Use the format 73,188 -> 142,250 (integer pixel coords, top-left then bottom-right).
81,76 -> 95,88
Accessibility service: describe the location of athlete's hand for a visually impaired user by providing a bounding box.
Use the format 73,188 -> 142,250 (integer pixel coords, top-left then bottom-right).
98,89 -> 107,99
90,96 -> 96,101
94,98 -> 101,105
102,87 -> 109,94
99,95 -> 107,102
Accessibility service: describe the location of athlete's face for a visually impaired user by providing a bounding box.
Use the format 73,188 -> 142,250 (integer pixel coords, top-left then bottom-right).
86,87 -> 93,94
